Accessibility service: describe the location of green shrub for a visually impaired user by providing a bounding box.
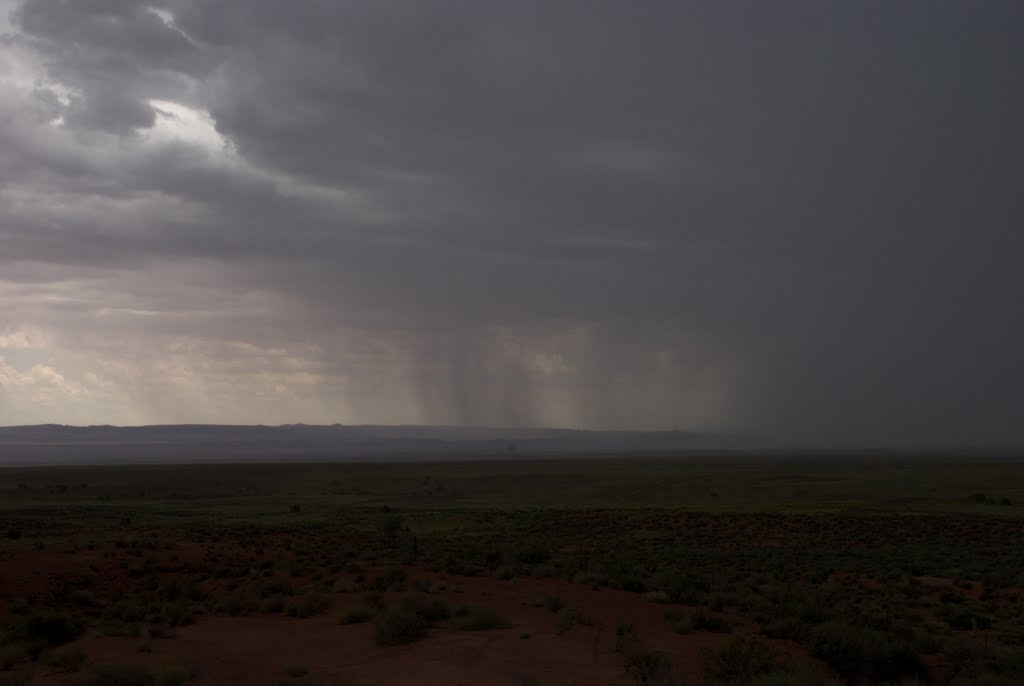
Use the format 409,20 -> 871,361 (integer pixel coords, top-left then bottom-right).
164,602 -> 196,627
451,606 -> 510,631
287,593 -> 331,619
338,606 -> 373,625
624,650 -> 675,684
809,622 -> 862,678
400,594 -> 450,623
744,664 -> 840,686
45,647 -> 87,672
368,569 -> 407,592
693,608 -> 730,633
95,620 -> 140,638
68,591 -> 100,608
261,597 -> 286,614
276,677 -> 319,686
620,638 -> 681,685
703,634 -> 783,684
615,622 -> 639,653
258,581 -> 294,599
6,601 -> 31,617
374,608 -> 428,646
543,595 -> 564,613
809,621 -> 924,683
21,612 -> 84,647
0,669 -> 34,686
361,592 -> 386,613
157,665 -> 196,686
516,546 -> 550,564
551,606 -> 593,635
671,617 -> 694,635
763,616 -> 810,643
0,643 -> 28,671
80,662 -> 155,686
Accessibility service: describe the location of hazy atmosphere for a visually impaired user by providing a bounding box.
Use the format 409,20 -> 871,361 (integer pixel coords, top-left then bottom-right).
1,0 -> 1022,445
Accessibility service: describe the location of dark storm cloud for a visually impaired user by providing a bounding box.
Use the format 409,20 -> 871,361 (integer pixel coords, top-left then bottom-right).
10,0 -> 209,132
1,0 -> 1022,442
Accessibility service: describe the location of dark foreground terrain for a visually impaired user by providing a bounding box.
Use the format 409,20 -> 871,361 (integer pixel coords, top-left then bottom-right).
1,458 -> 1023,685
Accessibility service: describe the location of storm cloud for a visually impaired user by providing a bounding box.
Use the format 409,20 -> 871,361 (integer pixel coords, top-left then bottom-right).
1,0 -> 1022,445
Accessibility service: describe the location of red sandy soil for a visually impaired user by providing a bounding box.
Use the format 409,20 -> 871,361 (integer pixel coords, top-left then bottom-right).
10,512 -> 1019,685
46,573 -> 815,686
2,544 -> 824,685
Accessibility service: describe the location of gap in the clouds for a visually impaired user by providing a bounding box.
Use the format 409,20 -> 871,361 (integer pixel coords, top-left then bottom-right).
147,99 -> 226,151
145,5 -> 195,44
147,7 -> 174,25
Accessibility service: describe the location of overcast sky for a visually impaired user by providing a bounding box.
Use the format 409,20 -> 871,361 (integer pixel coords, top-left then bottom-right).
1,1 -> 1022,444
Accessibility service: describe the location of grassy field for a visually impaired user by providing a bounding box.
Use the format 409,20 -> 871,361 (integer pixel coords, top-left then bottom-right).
1,457 -> 1023,685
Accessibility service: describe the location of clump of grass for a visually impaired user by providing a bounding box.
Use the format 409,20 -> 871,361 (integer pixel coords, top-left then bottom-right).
67,590 -> 100,608
79,662 -> 155,686
374,608 -> 428,646
451,605 -> 510,631
276,678 -> 320,686
614,622 -> 638,653
6,600 -> 31,616
95,620 -> 140,638
400,594 -> 451,623
260,597 -> 286,614
372,593 -> 458,645
554,606 -> 594,635
693,607 -> 731,633
338,605 -> 373,625
144,623 -> 168,639
742,664 -> 842,686
157,664 -> 198,686
367,568 -> 407,592
662,609 -> 694,634
671,616 -> 694,635
287,593 -> 331,619
624,650 -> 678,685
361,592 -> 386,613
332,578 -> 357,593
618,631 -> 681,686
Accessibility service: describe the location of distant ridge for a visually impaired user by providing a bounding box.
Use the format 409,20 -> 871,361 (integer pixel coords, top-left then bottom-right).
1,424 -> 1020,466
0,423 -> 741,466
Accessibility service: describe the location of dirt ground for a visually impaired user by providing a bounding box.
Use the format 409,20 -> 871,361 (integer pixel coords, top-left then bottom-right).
1,545 -> 823,685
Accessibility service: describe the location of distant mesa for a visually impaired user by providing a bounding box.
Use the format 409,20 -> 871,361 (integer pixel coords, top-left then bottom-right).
0,424 -> 736,466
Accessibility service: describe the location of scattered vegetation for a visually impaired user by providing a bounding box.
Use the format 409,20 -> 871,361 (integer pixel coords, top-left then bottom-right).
703,634 -> 785,684
0,459 -> 1022,683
